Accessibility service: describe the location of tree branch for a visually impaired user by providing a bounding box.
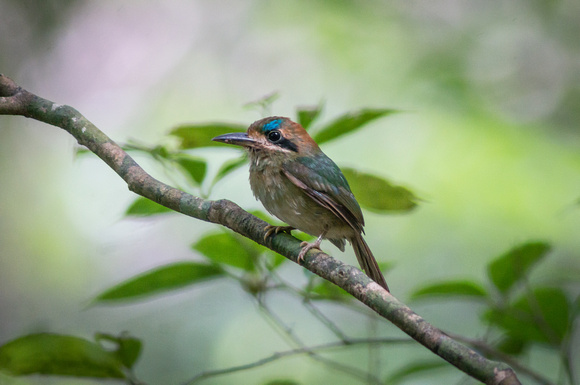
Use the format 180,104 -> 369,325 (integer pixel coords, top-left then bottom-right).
449,333 -> 556,385
0,74 -> 521,385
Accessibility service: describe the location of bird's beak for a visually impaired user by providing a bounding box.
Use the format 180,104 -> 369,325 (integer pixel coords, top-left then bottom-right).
212,132 -> 256,147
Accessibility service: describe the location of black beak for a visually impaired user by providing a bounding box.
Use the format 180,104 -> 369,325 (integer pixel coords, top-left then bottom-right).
212,132 -> 256,147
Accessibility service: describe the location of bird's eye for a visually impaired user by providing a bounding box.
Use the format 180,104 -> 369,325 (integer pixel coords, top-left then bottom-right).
267,130 -> 282,142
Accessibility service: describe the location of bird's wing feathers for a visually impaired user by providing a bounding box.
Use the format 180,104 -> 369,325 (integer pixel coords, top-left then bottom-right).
282,154 -> 364,234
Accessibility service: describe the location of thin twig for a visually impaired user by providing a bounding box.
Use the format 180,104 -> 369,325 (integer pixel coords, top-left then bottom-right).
303,299 -> 350,342
256,297 -> 383,384
182,337 -> 413,384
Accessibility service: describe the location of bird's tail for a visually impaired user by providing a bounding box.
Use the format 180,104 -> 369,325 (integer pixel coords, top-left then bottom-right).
350,234 -> 390,292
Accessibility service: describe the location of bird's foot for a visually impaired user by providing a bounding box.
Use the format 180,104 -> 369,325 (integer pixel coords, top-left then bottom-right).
263,225 -> 295,242
297,235 -> 324,264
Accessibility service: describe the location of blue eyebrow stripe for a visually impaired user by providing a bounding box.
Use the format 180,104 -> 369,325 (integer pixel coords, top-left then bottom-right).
263,119 -> 282,132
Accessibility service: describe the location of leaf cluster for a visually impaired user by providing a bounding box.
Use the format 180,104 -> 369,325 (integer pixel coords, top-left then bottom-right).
0,332 -> 141,381
6,102 -> 574,385
406,241 -> 579,383
2,104 -> 418,382
124,103 -> 418,212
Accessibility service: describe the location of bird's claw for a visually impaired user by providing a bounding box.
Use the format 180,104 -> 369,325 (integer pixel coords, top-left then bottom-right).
297,239 -> 322,264
263,225 -> 294,242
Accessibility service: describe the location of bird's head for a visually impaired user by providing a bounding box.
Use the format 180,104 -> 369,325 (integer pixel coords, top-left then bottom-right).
212,117 -> 319,158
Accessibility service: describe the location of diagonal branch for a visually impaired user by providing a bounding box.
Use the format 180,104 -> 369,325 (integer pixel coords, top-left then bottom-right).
0,74 -> 521,385
449,333 -> 556,385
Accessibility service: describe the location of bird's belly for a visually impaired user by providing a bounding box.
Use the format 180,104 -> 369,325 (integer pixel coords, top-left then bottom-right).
249,170 -> 352,240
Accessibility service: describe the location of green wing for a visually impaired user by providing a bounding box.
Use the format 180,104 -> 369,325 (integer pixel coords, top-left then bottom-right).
282,153 -> 365,233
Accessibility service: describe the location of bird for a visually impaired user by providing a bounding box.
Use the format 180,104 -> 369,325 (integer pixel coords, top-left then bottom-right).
212,116 -> 389,292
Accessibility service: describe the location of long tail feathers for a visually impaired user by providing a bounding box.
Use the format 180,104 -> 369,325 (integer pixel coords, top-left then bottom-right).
350,234 -> 390,292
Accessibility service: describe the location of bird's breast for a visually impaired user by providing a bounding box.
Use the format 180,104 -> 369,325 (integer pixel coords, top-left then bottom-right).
248,160 -> 353,241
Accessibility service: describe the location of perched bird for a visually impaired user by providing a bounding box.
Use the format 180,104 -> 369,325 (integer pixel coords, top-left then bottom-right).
212,117 -> 389,292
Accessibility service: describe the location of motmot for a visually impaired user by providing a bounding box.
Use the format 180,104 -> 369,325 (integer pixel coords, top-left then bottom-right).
212,117 -> 389,292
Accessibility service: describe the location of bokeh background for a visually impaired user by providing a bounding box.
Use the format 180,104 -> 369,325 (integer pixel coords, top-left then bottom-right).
1,1 -> 579,384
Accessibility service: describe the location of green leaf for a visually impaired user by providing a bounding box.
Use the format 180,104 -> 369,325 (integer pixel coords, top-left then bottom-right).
193,232 -> 259,271
386,361 -> 448,384
170,123 -> 246,149
487,241 -> 551,294
150,145 -> 170,159
194,213 -> 288,271
122,142 -> 170,159
263,380 -> 300,385
94,333 -> 142,369
94,262 -> 224,303
125,197 -> 173,217
265,250 -> 287,270
74,147 -> 92,158
0,333 -> 124,378
173,155 -> 207,185
574,294 -> 580,317
312,108 -> 397,145
496,336 -> 528,355
410,280 -> 487,301
213,155 -> 248,184
249,210 -> 295,229
116,337 -> 141,369
342,168 -> 419,213
244,92 -> 280,112
296,104 -> 323,130
377,261 -> 395,274
484,287 -> 570,345
524,288 -> 570,343
249,210 -> 277,223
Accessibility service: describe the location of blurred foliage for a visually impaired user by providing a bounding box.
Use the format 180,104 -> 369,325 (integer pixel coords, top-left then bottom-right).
0,332 -> 140,380
3,106 -> 578,385
342,168 -> 418,213
125,196 -> 173,216
121,105 -> 418,209
310,109 -> 397,145
410,240 -> 578,381
487,242 -> 550,294
296,103 -> 323,130
170,123 -> 246,149
410,281 -> 487,300
94,262 -> 224,303
2,1 -> 580,383
386,361 -> 449,385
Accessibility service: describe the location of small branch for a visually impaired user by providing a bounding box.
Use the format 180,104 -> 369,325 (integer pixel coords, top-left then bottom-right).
303,299 -> 350,342
182,337 -> 412,384
256,297 -> 382,384
0,74 -> 522,385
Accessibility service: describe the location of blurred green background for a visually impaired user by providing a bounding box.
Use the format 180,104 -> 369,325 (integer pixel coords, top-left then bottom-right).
1,0 -> 579,384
